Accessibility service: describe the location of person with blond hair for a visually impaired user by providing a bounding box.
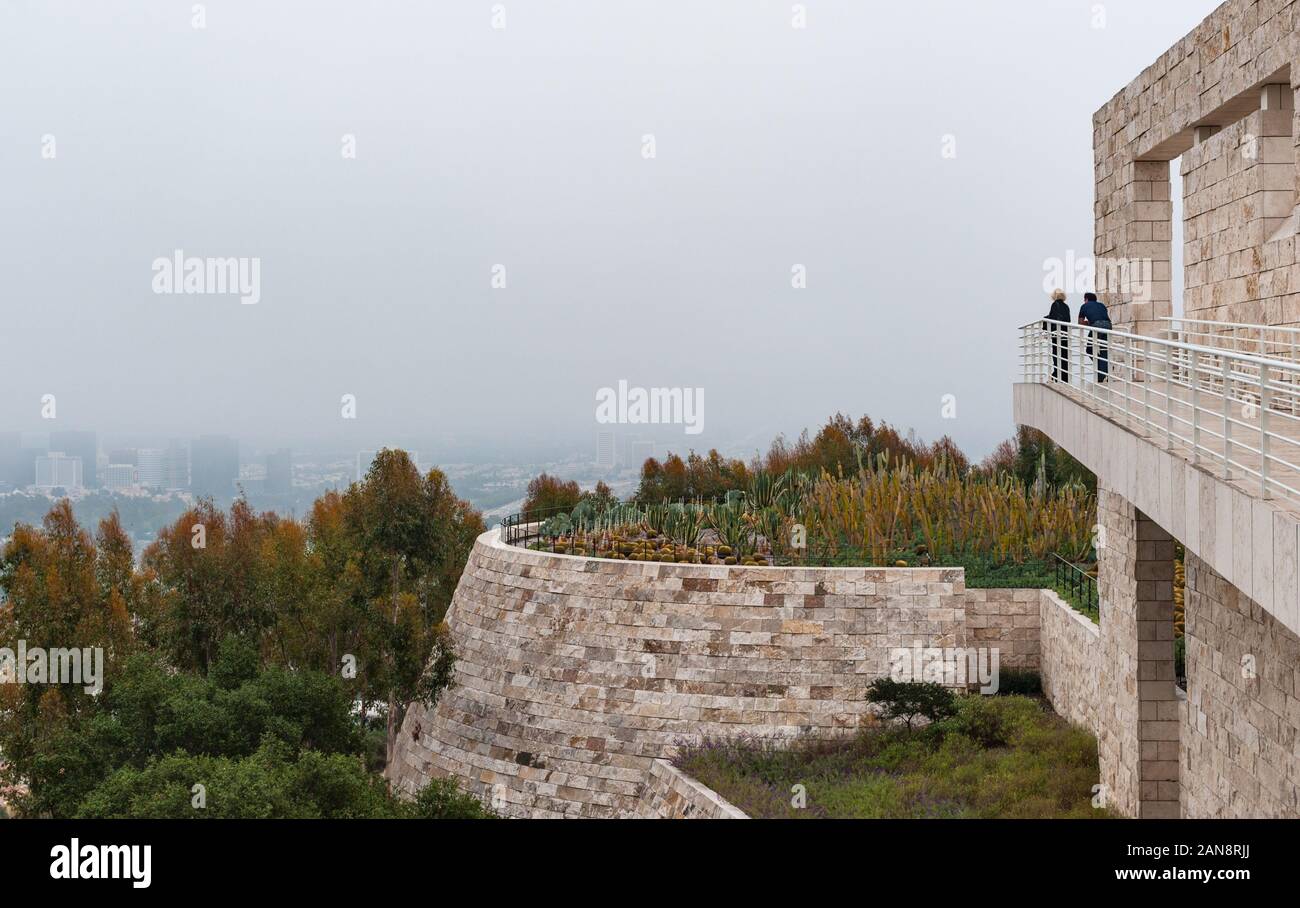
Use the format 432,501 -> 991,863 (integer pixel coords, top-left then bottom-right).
1044,289 -> 1071,382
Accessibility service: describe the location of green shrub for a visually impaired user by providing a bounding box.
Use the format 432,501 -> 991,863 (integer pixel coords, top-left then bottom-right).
676,695 -> 1109,819
866,679 -> 958,730
74,739 -> 401,819
407,777 -> 497,819
938,695 -> 1011,748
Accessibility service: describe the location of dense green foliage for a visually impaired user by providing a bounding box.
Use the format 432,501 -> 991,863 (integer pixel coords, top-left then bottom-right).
11,639 -> 491,819
996,669 -> 1044,697
677,695 -> 1109,819
0,449 -> 492,819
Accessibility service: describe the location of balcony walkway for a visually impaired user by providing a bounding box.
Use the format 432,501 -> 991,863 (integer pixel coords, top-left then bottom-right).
1021,318 -> 1300,513
1015,317 -> 1300,636
1047,378 -> 1300,515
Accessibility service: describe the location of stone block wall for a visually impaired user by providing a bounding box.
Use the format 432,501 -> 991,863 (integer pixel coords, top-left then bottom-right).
965,588 -> 1042,670
1182,105 -> 1298,324
1018,384 -> 1300,816
1039,588 -> 1102,736
1092,0 -> 1300,335
1183,551 -> 1300,817
636,760 -> 748,819
388,530 -> 1036,818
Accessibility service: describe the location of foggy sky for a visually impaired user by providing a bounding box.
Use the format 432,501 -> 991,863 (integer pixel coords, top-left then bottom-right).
1,0 -> 1219,461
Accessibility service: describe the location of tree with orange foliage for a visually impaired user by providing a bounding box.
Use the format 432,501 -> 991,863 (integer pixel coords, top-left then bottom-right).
0,502 -> 151,813
522,473 -> 582,519
142,498 -> 285,673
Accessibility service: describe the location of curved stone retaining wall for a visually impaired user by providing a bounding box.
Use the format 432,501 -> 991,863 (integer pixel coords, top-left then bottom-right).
638,760 -> 748,819
389,529 -> 1008,818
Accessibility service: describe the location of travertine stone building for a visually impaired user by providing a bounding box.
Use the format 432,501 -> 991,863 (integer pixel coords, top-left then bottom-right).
1018,0 -> 1300,819
1095,0 -> 1300,333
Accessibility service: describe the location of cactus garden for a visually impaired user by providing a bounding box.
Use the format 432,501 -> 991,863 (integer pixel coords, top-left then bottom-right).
516,456 -> 1096,571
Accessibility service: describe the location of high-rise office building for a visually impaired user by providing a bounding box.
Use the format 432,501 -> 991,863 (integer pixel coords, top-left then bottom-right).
190,435 -> 238,498
102,463 -> 136,491
49,431 -> 97,488
163,442 -> 189,491
108,448 -> 139,467
136,449 -> 165,489
35,452 -> 83,490
266,449 -> 292,494
596,432 -> 616,470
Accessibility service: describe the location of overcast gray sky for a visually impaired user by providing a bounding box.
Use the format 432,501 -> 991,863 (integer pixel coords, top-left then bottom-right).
1,0 -> 1220,459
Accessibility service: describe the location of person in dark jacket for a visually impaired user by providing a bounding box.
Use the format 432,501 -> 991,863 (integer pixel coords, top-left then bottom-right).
1079,292 -> 1112,382
1044,289 -> 1071,382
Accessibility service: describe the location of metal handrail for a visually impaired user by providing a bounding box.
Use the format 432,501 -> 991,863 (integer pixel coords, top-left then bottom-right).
1052,553 -> 1098,620
1019,318 -> 1300,503
499,506 -> 574,548
1159,316 -> 1300,361
1017,319 -> 1300,372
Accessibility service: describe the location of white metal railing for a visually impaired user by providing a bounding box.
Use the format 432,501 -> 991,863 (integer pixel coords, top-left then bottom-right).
1160,317 -> 1300,361
1020,319 -> 1300,503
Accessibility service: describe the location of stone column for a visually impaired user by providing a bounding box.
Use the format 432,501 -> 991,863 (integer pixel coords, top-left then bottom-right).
1096,485 -> 1180,818
1100,161 -> 1171,337
1134,510 -> 1180,818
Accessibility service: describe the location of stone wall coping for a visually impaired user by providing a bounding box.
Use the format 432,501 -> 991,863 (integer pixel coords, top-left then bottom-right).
1041,588 -> 1101,639
488,527 -> 966,583
648,760 -> 749,820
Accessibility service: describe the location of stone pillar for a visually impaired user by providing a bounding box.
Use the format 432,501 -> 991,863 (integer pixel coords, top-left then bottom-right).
1100,161 -> 1171,337
1134,510 -> 1180,818
1096,485 -> 1179,818
1248,86 -> 1294,256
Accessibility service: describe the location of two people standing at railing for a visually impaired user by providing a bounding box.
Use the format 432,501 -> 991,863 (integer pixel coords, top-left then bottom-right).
1043,290 -> 1112,383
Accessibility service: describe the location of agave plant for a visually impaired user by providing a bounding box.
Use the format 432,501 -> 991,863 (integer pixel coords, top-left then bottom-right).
663,503 -> 706,547
747,471 -> 788,510
706,500 -> 751,556
540,512 -> 572,539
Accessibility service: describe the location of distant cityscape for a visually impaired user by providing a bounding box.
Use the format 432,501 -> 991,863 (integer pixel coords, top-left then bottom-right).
0,428 -> 681,556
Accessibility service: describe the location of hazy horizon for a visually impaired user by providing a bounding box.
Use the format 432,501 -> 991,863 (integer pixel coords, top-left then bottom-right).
2,0 -> 1220,462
